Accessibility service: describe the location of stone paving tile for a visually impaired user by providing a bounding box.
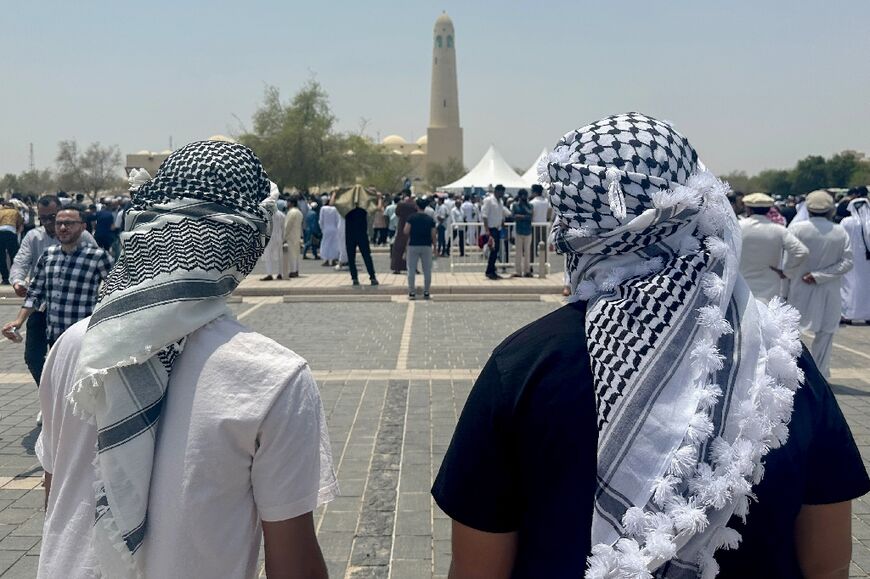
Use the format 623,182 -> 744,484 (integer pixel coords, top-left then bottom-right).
0,303 -> 866,578
239,303 -> 405,370
408,301 -> 559,369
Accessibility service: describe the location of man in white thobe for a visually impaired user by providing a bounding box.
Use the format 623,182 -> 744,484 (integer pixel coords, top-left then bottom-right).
738,193 -> 808,303
336,212 -> 347,268
787,190 -> 853,377
318,201 -> 341,265
261,196 -> 286,281
284,197 -> 304,278
841,191 -> 870,323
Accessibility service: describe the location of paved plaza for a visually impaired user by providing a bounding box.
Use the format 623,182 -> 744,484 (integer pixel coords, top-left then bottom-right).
0,296 -> 867,577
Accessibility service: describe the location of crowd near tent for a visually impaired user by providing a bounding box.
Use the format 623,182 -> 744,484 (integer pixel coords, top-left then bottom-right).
440,145 -> 530,194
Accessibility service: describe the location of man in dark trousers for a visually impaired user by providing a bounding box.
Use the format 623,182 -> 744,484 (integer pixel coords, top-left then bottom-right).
335,185 -> 380,286
481,184 -> 506,280
391,190 -> 417,274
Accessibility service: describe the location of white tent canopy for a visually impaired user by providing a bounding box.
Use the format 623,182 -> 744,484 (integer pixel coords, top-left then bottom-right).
521,148 -> 548,186
440,145 -> 529,193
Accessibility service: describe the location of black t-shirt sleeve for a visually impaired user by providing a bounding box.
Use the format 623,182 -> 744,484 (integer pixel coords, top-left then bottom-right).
431,356 -> 520,533
801,350 -> 870,505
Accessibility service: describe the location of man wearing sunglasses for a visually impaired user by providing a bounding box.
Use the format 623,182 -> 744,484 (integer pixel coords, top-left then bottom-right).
8,196 -> 96,388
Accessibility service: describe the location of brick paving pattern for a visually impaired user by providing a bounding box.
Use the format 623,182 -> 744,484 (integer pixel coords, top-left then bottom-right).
0,300 -> 867,577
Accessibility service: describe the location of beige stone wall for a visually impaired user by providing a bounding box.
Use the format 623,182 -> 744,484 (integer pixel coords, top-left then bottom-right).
125,153 -> 169,177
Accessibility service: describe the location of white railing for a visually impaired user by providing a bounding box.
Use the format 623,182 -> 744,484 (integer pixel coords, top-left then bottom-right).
448,222 -> 551,275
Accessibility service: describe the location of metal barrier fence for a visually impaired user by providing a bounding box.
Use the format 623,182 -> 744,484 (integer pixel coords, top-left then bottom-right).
448,222 -> 551,275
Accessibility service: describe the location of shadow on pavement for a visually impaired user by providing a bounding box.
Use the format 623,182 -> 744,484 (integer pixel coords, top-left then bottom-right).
831,383 -> 870,397
21,425 -> 40,456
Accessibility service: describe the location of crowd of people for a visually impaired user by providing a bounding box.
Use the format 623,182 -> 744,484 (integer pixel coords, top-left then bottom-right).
735,186 -> 870,378
252,182 -> 555,298
0,120 -> 866,577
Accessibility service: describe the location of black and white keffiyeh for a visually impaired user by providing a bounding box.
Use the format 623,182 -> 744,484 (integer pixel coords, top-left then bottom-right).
71,140 -> 276,578
539,113 -> 804,578
847,197 -> 870,251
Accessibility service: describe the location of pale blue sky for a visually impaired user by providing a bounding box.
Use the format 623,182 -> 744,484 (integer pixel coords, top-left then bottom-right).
2,0 -> 869,177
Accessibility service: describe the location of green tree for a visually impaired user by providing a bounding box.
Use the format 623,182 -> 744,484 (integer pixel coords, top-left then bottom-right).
426,158 -> 466,189
847,162 -> 870,188
240,81 -> 342,191
754,169 -> 793,198
56,140 -> 123,200
1,170 -> 55,197
790,155 -> 828,195
337,134 -> 411,193
826,151 -> 863,187
720,171 -> 752,193
0,174 -> 19,196
16,169 -> 55,196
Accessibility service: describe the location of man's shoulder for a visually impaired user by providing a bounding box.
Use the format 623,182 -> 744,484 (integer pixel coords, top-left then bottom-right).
43,318 -> 90,394
492,302 -> 588,370
20,227 -> 44,244
193,317 -> 309,383
80,245 -> 110,259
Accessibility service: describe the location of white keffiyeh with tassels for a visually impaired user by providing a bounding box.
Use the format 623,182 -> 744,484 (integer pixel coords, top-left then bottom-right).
540,113 -> 804,578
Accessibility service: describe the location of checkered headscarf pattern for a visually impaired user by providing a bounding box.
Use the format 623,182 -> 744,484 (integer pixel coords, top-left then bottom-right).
24,244 -> 113,342
101,141 -> 274,298
586,251 -> 708,430
538,113 -> 806,578
541,112 -> 699,248
135,140 -> 272,219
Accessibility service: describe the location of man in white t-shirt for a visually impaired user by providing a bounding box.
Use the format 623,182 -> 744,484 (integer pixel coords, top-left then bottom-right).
481,185 -> 508,279
35,140 -> 337,579
529,183 -> 551,265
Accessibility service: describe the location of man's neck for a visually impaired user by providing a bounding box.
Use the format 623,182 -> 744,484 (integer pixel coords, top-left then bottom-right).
60,239 -> 80,253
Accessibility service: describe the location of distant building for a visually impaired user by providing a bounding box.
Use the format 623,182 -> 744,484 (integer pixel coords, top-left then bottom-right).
125,135 -> 235,177
125,150 -> 171,177
380,12 -> 463,182
426,12 -> 463,171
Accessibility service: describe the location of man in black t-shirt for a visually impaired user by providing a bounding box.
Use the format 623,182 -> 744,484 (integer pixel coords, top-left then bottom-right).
404,197 -> 436,299
432,301 -> 869,578
432,113 -> 870,578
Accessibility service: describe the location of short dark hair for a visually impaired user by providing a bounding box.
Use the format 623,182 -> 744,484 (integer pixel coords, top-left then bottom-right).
58,206 -> 85,221
517,188 -> 529,199
38,195 -> 60,208
494,184 -> 505,192
855,186 -> 869,197
531,184 -> 543,194
749,206 -> 769,216
415,196 -> 429,210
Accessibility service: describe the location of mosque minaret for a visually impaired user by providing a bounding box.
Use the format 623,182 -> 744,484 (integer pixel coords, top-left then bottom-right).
426,11 -> 463,169
380,12 -> 464,179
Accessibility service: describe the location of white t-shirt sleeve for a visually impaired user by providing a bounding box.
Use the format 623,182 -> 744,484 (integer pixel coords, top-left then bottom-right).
251,366 -> 338,522
35,341 -> 60,473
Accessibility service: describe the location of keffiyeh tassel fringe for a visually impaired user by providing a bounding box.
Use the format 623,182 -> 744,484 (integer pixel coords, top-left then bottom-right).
66,344 -> 158,423
606,168 -> 628,221
586,172 -> 804,578
91,457 -> 142,579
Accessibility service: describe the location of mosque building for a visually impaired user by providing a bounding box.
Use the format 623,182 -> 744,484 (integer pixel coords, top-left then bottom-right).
380,12 -> 464,180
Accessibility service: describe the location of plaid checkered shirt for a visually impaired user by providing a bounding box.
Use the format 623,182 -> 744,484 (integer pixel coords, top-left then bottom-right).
24,243 -> 114,343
